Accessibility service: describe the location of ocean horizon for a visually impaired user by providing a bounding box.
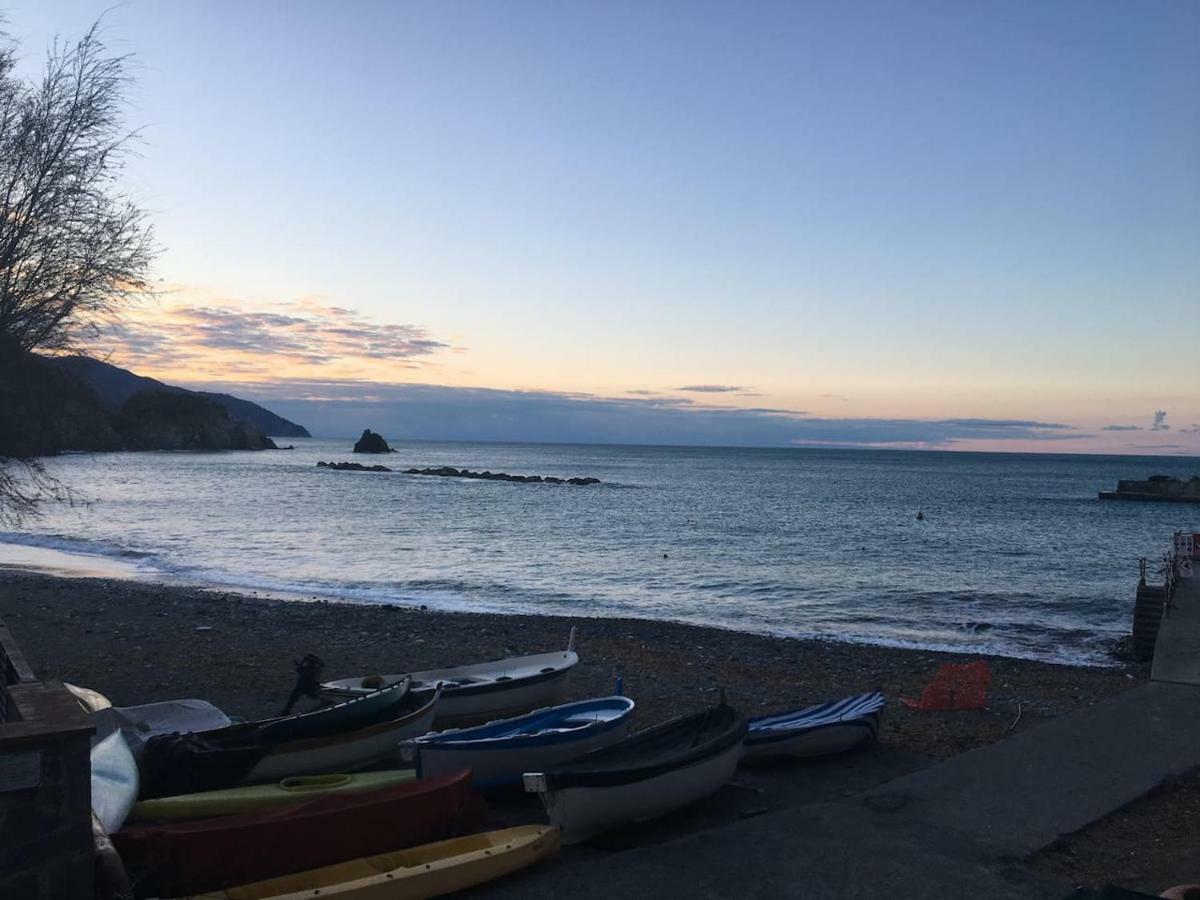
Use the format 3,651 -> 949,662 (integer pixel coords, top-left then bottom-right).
4,438 -> 1197,667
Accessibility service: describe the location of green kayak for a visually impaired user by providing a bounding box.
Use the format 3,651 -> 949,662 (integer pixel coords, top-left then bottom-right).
129,770 -> 417,821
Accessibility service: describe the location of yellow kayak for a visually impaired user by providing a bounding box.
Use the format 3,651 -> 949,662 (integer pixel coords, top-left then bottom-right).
131,771 -> 416,821
187,825 -> 560,899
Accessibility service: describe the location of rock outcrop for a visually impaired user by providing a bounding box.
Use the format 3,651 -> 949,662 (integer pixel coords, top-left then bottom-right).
403,466 -> 600,485
118,391 -> 278,451
352,430 -> 393,454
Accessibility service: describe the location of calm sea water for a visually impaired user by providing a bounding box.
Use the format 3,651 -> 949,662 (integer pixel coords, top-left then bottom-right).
3,440 -> 1197,665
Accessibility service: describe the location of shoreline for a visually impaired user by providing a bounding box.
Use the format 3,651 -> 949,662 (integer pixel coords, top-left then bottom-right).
0,568 -> 1142,761
0,537 -> 1129,668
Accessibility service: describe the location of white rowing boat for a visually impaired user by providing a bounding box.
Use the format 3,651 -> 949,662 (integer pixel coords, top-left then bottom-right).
524,702 -> 746,843
322,630 -> 579,727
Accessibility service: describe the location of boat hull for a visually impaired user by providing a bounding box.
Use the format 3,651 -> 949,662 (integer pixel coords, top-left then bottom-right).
529,739 -> 743,844
741,691 -> 885,762
320,642 -> 579,728
741,720 -> 877,760
91,730 -> 139,834
130,770 -> 417,822
112,770 -> 482,897
189,826 -> 560,899
243,693 -> 437,783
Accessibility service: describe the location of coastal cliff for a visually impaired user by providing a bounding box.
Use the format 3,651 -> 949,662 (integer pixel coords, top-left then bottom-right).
0,350 -> 288,456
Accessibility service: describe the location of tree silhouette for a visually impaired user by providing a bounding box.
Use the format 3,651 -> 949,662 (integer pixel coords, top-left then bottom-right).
0,20 -> 156,521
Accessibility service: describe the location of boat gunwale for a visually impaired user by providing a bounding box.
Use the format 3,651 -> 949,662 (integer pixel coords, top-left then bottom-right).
531,705 -> 747,791
267,686 -> 440,756
410,696 -> 634,752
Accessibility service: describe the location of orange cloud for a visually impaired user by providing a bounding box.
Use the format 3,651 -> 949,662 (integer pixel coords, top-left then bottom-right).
89,288 -> 451,383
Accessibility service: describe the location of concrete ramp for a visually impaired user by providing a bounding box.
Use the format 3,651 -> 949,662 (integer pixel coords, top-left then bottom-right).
1152,575 -> 1200,685
861,681 -> 1200,857
481,682 -> 1200,898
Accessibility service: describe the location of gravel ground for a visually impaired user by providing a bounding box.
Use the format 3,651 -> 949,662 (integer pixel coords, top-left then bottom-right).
1031,768 -> 1200,895
0,570 -> 1141,760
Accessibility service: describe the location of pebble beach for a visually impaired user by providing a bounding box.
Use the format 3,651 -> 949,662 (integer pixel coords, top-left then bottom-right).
0,569 -> 1140,760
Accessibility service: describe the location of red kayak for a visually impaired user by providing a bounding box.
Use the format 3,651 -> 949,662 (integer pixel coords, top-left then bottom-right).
112,769 -> 483,896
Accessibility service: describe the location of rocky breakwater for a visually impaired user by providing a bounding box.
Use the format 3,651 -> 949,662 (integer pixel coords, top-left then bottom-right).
1099,475 -> 1200,504
403,466 -> 600,485
317,461 -> 392,472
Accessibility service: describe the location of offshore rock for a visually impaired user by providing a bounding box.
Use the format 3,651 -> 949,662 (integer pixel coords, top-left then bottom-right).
352,429 -> 393,453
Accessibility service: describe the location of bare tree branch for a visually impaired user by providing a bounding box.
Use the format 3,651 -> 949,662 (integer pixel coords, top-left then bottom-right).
0,19 -> 157,520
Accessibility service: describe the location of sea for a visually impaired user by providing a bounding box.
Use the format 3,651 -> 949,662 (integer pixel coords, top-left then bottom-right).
2,440 -> 1197,666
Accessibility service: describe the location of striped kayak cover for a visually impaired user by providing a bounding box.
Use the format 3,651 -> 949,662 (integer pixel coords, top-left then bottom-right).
745,691 -> 885,751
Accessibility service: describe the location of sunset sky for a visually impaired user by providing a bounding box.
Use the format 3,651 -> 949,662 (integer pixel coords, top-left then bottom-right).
9,1 -> 1200,452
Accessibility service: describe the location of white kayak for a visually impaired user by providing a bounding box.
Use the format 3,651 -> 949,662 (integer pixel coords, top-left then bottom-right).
91,729 -> 139,833
322,630 -> 579,727
74,685 -> 141,835
402,696 -> 635,787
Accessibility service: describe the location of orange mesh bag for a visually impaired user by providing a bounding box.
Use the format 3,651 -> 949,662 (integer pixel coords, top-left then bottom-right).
900,661 -> 991,710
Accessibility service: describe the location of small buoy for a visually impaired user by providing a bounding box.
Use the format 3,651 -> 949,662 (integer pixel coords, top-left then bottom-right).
916,511 -> 924,521
663,552 -> 668,559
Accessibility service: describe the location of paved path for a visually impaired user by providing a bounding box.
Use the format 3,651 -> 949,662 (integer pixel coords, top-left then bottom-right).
482,681 -> 1200,898
1152,574 -> 1200,685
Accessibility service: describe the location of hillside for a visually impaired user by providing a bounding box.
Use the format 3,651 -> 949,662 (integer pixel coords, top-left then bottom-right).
0,351 -> 282,455
52,357 -> 311,438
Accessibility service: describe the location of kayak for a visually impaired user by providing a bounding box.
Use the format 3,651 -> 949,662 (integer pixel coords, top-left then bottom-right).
91,726 -> 139,834
113,769 -> 483,897
186,825 -> 560,899
129,770 -> 418,822
322,631 -> 578,727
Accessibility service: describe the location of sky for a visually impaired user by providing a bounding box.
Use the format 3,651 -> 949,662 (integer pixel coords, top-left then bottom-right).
6,1 -> 1199,452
